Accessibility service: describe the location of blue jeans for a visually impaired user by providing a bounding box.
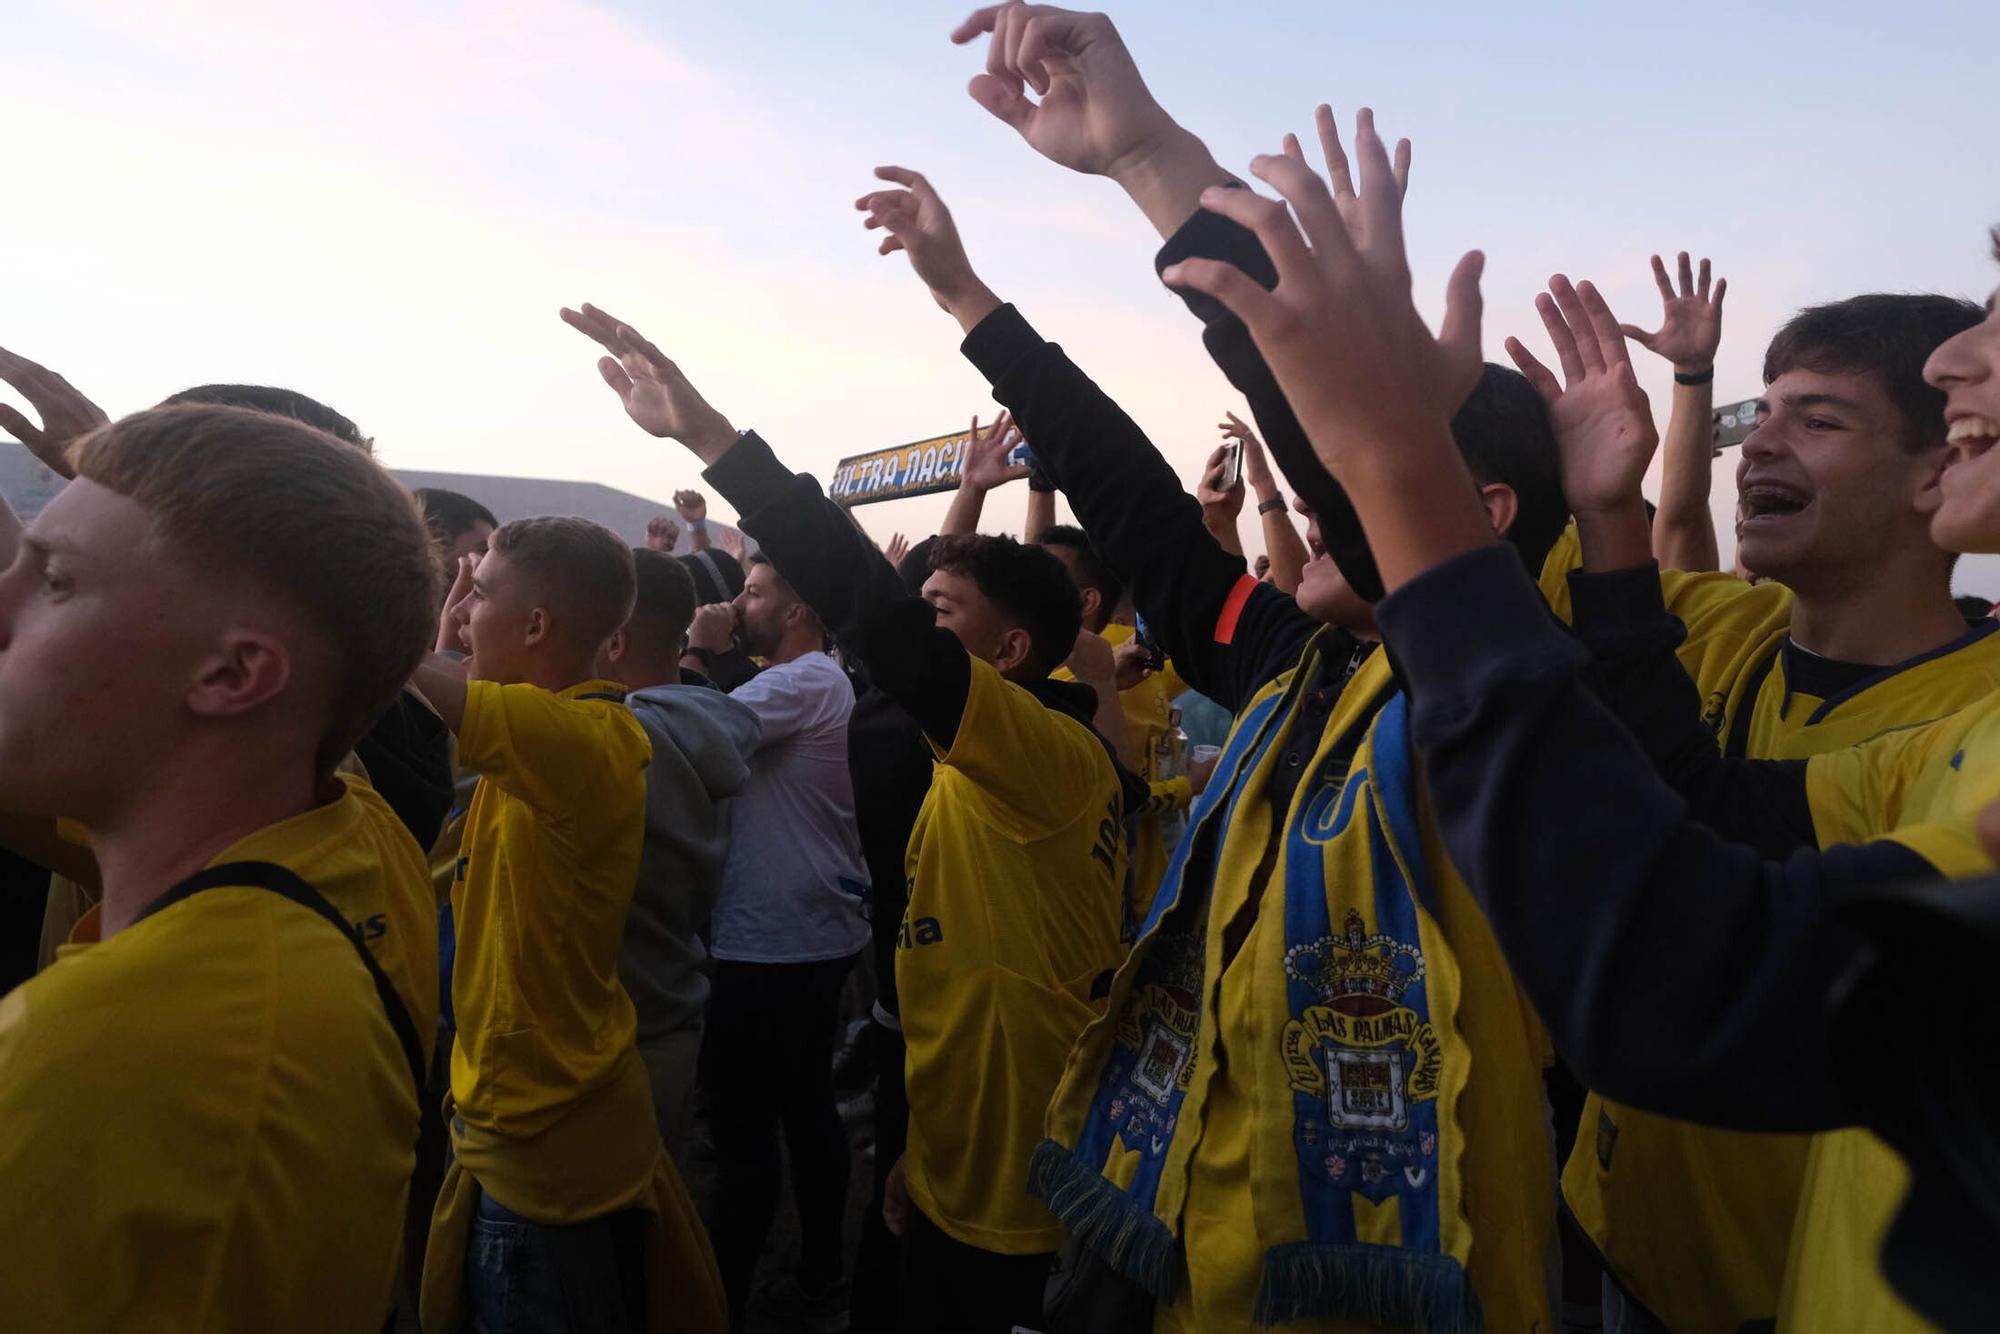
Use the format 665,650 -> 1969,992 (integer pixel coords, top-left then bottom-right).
467,1188 -> 645,1334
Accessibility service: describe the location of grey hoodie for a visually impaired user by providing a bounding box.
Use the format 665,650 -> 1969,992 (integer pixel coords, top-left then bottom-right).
620,682 -> 762,1041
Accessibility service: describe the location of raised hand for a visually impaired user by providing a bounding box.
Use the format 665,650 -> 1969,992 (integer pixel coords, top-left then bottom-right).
949,5 -> 1181,179
645,515 -> 680,552
1620,252 -> 1726,373
1163,106 -> 1485,481
438,553 -> 478,654
1505,276 -> 1660,518
961,411 -> 1030,493
673,489 -> 707,524
1223,412 -> 1279,495
0,345 -> 109,479
857,167 -> 999,326
1195,443 -> 1246,519
560,304 -> 739,463
885,532 -> 911,567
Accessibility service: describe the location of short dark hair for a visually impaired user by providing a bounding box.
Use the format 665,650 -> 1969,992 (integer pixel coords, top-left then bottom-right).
929,533 -> 1082,678
1454,364 -> 1568,574
163,384 -> 367,450
488,515 -> 636,650
414,488 -> 498,544
628,548 -> 697,657
1763,294 -> 1983,453
1038,523 -> 1126,618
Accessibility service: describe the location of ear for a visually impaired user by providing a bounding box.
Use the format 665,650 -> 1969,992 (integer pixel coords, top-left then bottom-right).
1079,586 -> 1102,627
990,625 -> 1035,678
1912,449 -> 1949,518
603,626 -> 628,663
1477,482 -> 1521,540
186,628 -> 293,721
524,605 -> 551,647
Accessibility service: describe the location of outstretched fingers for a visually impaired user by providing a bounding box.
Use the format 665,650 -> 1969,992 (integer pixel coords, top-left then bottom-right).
1249,151 -> 1351,266
1535,291 -> 1587,385
1649,254 -> 1675,303
1575,280 -> 1631,369
1504,336 -> 1562,406
1548,276 -> 1605,375
1436,250 -> 1485,382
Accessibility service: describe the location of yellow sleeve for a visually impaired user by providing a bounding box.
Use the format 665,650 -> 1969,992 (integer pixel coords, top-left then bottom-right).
1807,709 -> 2000,879
457,681 -> 648,816
937,657 -> 1114,837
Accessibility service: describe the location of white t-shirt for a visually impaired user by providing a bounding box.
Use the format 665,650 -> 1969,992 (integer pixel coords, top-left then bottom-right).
711,651 -> 871,963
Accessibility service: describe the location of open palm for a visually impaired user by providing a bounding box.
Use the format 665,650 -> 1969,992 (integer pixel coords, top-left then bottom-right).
1621,252 -> 1726,369
1508,277 -> 1659,517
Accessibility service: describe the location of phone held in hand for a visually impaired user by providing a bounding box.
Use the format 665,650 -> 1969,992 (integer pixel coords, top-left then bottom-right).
1133,613 -> 1167,675
1217,439 -> 1243,491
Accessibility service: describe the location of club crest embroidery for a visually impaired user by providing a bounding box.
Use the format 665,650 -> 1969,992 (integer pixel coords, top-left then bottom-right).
1280,908 -> 1442,1130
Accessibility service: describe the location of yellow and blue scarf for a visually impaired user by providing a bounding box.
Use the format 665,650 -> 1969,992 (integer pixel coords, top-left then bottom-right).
1032,632 -> 1482,1329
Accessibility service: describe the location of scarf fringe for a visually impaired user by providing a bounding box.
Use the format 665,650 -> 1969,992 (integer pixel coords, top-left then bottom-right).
1253,1241 -> 1482,1332
1028,1139 -> 1181,1302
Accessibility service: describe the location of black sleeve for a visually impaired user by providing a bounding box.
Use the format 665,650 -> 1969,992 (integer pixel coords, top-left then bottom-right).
704,433 -> 971,749
353,690 -> 454,849
1376,542 -> 1933,1133
703,646 -> 760,692
1568,565 -> 1819,857
960,302 -> 1324,713
1156,208 -> 1382,601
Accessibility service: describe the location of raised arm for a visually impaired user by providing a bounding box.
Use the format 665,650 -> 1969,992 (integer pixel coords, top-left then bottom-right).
856,162 -> 1320,709
0,344 -> 110,482
1621,252 -> 1727,572
1225,411 -> 1310,594
673,490 -> 713,551
939,411 -> 1028,535
1504,272 -> 1819,852
948,12 -> 1391,594
560,302 -> 975,747
1164,106 -> 1908,1131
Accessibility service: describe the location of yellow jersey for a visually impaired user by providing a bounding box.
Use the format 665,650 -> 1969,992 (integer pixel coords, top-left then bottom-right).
1540,534 -> 2000,1331
450,679 -> 651,1139
899,655 -> 1128,1254
1775,696 -> 2000,1331
0,777 -> 433,1332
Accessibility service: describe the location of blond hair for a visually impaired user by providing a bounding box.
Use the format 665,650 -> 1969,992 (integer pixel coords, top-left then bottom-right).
488,515 -> 637,651
70,404 -> 439,773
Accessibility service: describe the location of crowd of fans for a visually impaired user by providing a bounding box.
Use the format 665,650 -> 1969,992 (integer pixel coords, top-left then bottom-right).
0,5 -> 1996,1333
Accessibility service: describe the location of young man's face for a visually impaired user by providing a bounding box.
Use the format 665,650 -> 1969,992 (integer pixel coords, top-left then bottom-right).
1928,291 -> 2000,554
1734,366 -> 1945,589
731,562 -> 798,659
923,567 -> 1030,675
0,480 -> 219,819
454,546 -> 540,684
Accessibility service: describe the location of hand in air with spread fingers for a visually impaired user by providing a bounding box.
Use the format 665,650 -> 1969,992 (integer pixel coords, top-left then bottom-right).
0,344 -> 109,479
559,303 -> 739,463
1621,251 -> 1727,374
960,410 -> 1030,494
1159,103 -> 1492,589
1505,276 -> 1662,524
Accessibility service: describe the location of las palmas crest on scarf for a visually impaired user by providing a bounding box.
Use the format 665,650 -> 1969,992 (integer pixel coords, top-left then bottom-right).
1281,908 -> 1442,1144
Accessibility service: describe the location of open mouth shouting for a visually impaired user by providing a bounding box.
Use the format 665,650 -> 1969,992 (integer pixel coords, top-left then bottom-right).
1946,414 -> 2000,463
1739,479 -> 1813,526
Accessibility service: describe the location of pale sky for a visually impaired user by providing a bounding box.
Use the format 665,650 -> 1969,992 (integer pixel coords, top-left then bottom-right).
6,0 -> 1998,586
